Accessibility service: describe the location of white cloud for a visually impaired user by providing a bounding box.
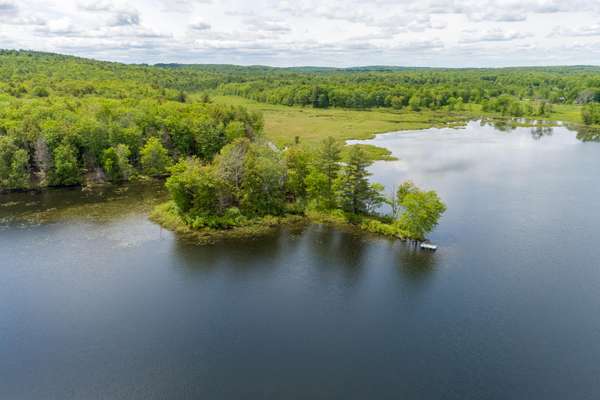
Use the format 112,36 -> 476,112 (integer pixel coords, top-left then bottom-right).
467,10 -> 528,22
460,28 -> 533,43
244,18 -> 291,33
1,0 -> 600,66
108,10 -> 140,27
551,24 -> 600,37
1,15 -> 46,25
189,20 -> 211,31
0,0 -> 17,15
78,1 -> 114,12
35,18 -> 82,37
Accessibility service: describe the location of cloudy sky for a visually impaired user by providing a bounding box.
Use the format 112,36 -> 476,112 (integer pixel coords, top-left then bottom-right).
1,0 -> 600,67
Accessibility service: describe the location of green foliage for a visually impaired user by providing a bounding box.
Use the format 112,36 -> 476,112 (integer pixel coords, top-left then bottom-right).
140,138 -> 171,176
482,95 -> 524,116
8,149 -> 30,189
582,103 -> 600,125
213,137 -> 251,201
447,97 -> 464,112
284,145 -> 310,202
0,96 -> 259,190
0,50 -> 226,97
0,51 -> 264,190
366,182 -> 387,214
151,201 -> 305,242
32,86 -> 50,97
360,218 -> 406,238
335,146 -> 384,215
409,95 -> 421,111
0,137 -> 30,189
168,139 -> 286,219
239,143 -> 286,215
185,207 -> 248,230
216,63 -> 600,114
305,170 -> 330,210
396,181 -> 417,205
0,137 -> 18,187
308,137 -> 341,209
102,144 -> 133,182
0,98 -> 255,188
166,158 -> 221,216
51,143 -> 80,186
395,181 -> 447,241
164,140 -> 446,240
224,121 -> 246,141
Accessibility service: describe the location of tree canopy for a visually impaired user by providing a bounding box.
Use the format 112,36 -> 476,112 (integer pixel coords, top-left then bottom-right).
164,136 -> 446,241
0,51 -> 265,191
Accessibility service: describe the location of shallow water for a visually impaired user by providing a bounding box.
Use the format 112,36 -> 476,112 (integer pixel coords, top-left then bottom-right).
2,121 -> 600,399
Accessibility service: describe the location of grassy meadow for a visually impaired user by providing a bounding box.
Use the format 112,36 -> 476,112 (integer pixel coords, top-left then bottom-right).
211,95 -> 472,159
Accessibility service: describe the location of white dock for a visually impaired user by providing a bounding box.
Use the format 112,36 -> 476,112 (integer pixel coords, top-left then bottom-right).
420,243 -> 438,251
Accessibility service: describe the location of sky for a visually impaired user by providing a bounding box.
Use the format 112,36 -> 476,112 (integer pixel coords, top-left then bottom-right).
1,0 -> 600,67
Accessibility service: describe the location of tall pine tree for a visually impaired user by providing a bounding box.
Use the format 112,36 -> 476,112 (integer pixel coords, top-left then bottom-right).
306,137 -> 341,209
335,146 -> 375,215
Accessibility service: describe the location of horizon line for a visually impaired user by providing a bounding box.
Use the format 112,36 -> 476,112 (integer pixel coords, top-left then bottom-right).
3,48 -> 600,70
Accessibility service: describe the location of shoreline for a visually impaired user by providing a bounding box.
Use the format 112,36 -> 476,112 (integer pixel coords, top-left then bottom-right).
151,116 -> 597,246
3,114 -> 594,197
150,201 -> 417,245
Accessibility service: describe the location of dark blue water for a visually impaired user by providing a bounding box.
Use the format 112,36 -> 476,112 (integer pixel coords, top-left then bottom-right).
2,121 -> 600,399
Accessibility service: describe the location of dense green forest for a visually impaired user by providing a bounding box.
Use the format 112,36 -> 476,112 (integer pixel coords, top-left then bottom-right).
2,50 -> 600,192
154,137 -> 446,241
209,65 -> 600,116
0,50 -> 263,191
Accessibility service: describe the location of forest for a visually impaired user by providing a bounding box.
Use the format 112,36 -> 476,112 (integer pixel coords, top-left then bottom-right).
154,136 -> 446,241
0,51 -> 262,190
2,50 -> 600,192
211,65 -> 600,116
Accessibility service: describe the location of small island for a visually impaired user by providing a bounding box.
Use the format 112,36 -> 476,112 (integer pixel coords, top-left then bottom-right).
151,133 -> 446,243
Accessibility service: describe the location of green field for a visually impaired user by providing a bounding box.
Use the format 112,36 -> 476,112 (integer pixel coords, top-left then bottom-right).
212,95 -> 471,159
548,104 -> 584,124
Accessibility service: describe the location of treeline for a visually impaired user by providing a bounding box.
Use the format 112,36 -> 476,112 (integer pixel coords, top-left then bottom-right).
481,95 -> 553,117
216,66 -> 600,114
0,96 -> 262,190
4,51 -> 600,117
164,137 -> 446,241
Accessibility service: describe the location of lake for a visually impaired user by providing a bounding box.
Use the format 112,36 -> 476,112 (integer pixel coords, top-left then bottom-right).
2,121 -> 600,399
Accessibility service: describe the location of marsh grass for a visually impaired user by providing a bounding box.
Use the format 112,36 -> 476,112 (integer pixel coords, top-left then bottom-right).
212,95 -> 471,160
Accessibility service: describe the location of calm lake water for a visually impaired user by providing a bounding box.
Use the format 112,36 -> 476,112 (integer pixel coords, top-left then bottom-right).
2,121 -> 600,399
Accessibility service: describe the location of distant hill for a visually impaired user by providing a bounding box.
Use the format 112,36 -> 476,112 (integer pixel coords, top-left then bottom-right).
2,49 -> 600,109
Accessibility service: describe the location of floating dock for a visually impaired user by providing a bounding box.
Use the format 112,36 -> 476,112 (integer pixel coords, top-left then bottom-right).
420,243 -> 438,251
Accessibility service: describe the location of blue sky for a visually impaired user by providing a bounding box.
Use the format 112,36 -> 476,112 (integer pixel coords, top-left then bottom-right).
1,0 -> 600,66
